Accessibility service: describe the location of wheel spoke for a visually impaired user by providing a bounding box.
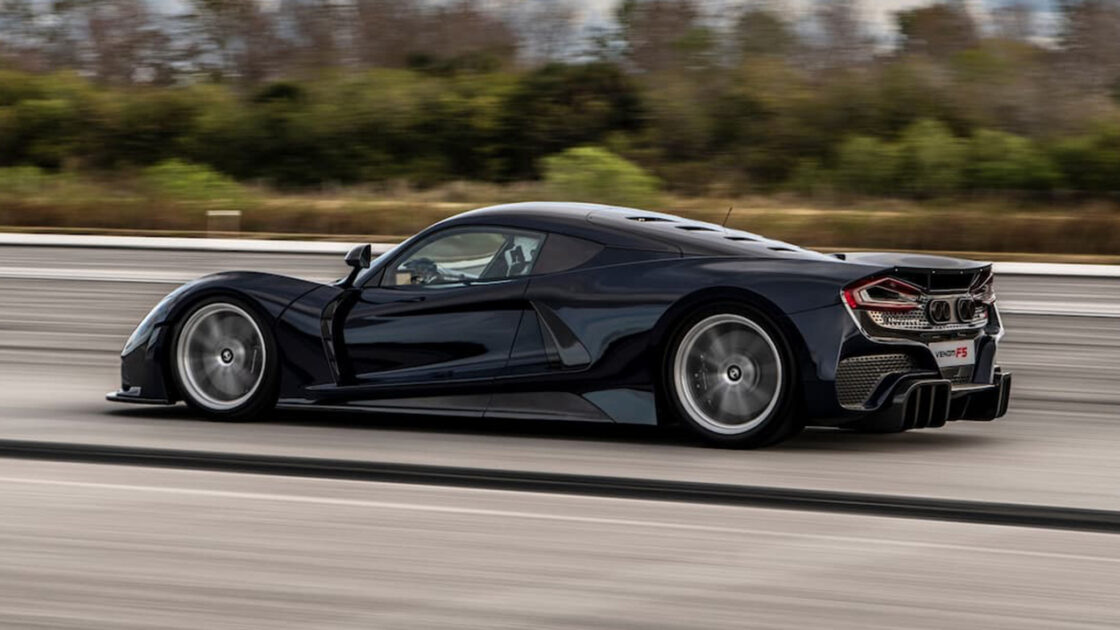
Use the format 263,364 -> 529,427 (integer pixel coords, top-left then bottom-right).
674,313 -> 783,435
740,387 -> 769,416
706,330 -> 733,359
177,303 -> 267,411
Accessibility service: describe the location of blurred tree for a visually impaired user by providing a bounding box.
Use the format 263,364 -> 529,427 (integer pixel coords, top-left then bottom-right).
276,0 -> 343,75
736,5 -> 797,59
497,62 -> 644,180
991,1 -> 1037,42
0,0 -> 42,70
353,0 -> 515,73
352,0 -> 422,68
616,0 -> 712,73
897,1 -> 979,60
496,0 -> 580,66
877,58 -> 960,134
85,1 -> 170,84
427,0 -> 518,72
707,59 -> 825,189
189,0 -> 280,84
814,0 -> 873,68
1058,0 -> 1120,90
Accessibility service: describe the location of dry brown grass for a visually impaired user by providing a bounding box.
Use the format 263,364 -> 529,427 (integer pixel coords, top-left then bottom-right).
2,182 -> 1119,257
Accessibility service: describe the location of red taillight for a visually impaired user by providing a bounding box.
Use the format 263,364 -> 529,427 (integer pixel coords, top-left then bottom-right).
842,276 -> 923,312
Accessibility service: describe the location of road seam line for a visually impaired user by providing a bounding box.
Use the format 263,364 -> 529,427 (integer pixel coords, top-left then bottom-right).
3,474 -> 1118,563
1,439 -> 1119,535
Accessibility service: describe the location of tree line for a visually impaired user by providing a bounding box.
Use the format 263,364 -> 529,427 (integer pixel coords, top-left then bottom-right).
5,0 -> 1120,199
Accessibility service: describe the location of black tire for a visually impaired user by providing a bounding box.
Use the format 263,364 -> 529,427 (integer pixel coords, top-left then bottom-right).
169,296 -> 279,422
663,302 -> 802,448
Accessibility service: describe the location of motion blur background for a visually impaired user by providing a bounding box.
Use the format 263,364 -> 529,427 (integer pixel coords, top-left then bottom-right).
3,2 -> 1120,629
0,0 -> 1119,256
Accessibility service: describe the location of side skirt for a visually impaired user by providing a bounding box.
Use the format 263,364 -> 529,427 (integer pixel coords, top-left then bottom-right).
277,392 -> 615,423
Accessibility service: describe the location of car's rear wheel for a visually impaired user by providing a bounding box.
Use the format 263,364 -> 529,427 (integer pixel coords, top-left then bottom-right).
666,304 -> 801,447
171,297 -> 278,421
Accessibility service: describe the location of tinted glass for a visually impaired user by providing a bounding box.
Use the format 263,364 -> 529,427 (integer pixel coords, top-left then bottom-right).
533,233 -> 604,275
387,230 -> 545,287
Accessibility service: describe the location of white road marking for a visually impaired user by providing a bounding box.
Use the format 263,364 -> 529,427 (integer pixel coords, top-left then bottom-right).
0,232 -> 381,255
1,474 -> 1117,564
0,266 -> 336,285
993,262 -> 1120,278
999,300 -> 1120,318
0,233 -> 1116,278
0,266 -> 194,284
0,265 -> 1112,317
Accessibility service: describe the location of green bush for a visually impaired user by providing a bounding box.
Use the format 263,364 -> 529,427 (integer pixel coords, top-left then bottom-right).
834,135 -> 901,195
897,119 -> 966,197
543,146 -> 662,207
967,129 -> 1061,191
0,166 -> 54,196
3,64 -> 1120,200
1049,126 -> 1120,193
140,160 -> 249,205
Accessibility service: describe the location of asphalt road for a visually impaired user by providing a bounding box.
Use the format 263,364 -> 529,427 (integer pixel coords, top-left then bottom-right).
1,244 -> 1119,628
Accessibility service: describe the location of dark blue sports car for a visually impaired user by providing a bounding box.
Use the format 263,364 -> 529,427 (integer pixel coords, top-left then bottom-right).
109,202 -> 1011,447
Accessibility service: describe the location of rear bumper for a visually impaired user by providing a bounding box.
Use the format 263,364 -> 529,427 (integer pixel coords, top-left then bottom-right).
846,370 -> 1011,433
954,370 -> 1013,421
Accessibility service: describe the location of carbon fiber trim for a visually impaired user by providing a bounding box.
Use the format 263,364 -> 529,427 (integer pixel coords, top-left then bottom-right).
941,365 -> 975,385
836,354 -> 917,409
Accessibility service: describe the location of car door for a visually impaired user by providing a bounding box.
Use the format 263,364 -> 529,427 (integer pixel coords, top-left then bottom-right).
339,227 -> 546,393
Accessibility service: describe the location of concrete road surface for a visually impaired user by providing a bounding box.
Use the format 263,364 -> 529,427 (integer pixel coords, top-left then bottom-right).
3,459 -> 1120,630
1,243 -> 1119,628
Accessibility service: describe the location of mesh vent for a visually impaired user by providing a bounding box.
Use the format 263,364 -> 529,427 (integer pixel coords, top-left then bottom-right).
869,308 -> 987,332
836,354 -> 917,408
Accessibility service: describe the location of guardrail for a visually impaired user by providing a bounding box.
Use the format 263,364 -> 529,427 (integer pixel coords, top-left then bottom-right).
1,232 -> 1117,278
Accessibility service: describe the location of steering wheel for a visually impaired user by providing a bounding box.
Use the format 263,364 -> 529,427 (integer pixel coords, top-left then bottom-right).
400,257 -> 441,285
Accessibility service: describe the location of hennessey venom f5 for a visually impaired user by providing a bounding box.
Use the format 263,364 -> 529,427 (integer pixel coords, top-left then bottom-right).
109,202 -> 1011,447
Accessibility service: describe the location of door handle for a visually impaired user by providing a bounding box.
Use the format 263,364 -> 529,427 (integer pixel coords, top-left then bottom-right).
394,296 -> 426,303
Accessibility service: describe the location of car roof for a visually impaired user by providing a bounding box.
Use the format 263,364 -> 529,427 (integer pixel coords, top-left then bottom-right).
443,202 -> 833,260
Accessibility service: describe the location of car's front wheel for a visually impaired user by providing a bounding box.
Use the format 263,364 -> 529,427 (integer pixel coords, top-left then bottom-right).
666,305 -> 801,448
171,297 -> 278,421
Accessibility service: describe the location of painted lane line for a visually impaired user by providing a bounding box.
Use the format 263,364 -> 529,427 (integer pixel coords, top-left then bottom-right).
999,300 -> 1120,319
1,233 -> 1118,278
0,266 -> 336,285
993,262 -> 1120,278
0,232 -> 385,255
2,439 -> 1120,535
3,474 -> 1118,565
0,266 -> 195,284
1,266 -> 1112,318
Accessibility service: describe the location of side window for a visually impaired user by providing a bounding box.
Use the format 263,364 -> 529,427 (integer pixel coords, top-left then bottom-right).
532,233 -> 604,275
385,229 -> 545,287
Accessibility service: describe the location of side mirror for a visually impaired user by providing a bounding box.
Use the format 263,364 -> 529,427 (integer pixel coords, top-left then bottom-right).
340,244 -> 372,288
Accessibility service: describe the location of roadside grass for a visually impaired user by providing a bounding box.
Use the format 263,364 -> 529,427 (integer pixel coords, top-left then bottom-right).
1,173 -> 1118,257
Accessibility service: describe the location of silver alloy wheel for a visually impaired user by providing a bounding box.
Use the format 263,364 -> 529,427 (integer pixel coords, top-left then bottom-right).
672,313 -> 783,435
175,302 -> 266,411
